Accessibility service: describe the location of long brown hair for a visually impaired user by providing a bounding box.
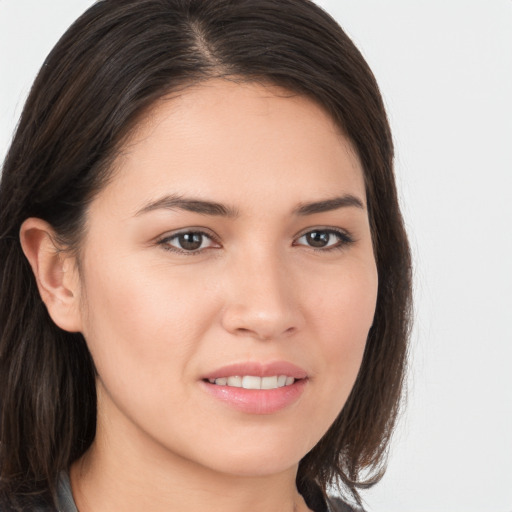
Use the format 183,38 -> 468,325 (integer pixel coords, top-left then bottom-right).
0,0 -> 412,508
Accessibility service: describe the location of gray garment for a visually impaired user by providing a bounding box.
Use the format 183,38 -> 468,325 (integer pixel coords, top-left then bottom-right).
326,496 -> 361,512
55,473 -> 78,512
4,472 -> 357,512
53,473 -> 357,512
0,474 -> 77,512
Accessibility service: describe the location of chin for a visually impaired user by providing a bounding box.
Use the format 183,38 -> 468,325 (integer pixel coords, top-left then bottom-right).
208,453 -> 301,479
188,430 -> 316,479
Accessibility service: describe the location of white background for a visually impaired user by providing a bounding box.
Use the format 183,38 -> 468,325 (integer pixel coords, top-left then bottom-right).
1,2 -> 511,511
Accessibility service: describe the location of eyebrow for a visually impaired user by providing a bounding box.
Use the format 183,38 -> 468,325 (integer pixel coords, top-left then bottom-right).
135,194 -> 240,218
135,193 -> 364,218
293,194 -> 365,215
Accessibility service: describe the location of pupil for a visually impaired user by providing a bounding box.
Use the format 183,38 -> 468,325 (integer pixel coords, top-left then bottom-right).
179,233 -> 202,250
307,231 -> 329,247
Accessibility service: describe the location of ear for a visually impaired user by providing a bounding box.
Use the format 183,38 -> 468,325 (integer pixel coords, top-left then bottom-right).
19,218 -> 82,333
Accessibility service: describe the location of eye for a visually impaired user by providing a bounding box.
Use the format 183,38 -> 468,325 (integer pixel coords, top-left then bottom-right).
158,230 -> 219,254
295,228 -> 354,251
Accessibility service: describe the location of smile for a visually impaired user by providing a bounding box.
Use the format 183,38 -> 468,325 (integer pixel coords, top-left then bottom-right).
207,375 -> 296,389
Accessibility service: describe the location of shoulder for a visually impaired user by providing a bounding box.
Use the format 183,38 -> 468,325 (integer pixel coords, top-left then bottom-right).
299,480 -> 363,512
0,501 -> 54,511
325,495 -> 365,512
55,472 -> 77,512
0,472 -> 76,512
0,492 -> 53,512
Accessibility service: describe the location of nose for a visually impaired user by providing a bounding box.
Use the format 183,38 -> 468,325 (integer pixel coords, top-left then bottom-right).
220,251 -> 304,341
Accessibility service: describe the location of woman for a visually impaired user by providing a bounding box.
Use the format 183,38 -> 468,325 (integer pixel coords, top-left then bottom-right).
0,1 -> 412,511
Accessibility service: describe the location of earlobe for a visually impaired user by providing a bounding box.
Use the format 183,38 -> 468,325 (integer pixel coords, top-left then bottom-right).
19,218 -> 82,333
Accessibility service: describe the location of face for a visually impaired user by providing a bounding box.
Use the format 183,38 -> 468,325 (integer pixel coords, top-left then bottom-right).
75,80 -> 378,478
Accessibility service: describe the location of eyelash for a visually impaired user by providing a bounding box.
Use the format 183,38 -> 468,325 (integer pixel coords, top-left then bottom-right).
157,228 -> 354,256
157,230 -> 221,255
293,228 -> 354,252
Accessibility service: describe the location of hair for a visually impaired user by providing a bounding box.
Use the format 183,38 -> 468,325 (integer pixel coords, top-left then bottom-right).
0,0 -> 412,509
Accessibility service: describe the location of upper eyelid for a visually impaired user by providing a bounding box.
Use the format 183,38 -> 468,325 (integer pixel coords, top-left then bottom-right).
156,226 -> 353,252
157,227 -> 219,242
293,226 -> 353,240
157,226 -> 351,240
156,229 -> 220,256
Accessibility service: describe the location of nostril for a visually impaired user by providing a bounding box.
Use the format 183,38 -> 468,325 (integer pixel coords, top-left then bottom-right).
221,300 -> 303,341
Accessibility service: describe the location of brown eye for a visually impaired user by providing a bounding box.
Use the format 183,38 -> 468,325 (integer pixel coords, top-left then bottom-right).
176,232 -> 204,251
305,231 -> 331,248
295,229 -> 353,250
160,231 -> 218,253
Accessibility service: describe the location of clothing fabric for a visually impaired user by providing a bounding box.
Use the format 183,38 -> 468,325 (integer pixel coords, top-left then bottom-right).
51,472 -> 359,512
55,473 -> 78,512
325,496 -> 361,512
1,472 -> 359,511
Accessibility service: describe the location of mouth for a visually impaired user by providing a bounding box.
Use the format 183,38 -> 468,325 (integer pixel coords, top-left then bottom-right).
205,375 -> 297,389
200,361 -> 308,414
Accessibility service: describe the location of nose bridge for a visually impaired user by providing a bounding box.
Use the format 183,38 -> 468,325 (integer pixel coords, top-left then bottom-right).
221,244 -> 302,340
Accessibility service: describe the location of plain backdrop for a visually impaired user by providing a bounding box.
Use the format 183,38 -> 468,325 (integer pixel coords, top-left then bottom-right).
1,2 -> 511,511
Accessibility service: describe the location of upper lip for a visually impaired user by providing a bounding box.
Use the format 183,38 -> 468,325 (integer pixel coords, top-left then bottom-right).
202,361 -> 308,381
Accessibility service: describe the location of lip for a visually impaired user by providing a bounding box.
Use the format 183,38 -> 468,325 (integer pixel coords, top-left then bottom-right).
201,361 -> 308,381
200,361 -> 308,415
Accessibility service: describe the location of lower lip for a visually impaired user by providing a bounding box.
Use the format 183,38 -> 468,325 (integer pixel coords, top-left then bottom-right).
201,379 -> 307,415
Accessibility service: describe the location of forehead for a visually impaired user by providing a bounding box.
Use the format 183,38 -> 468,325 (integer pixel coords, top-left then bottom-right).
95,79 -> 366,217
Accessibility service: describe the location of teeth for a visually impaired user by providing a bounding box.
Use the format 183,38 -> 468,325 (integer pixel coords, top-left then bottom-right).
209,375 -> 296,389
277,375 -> 287,387
242,375 -> 261,389
261,376 -> 278,389
227,376 -> 242,387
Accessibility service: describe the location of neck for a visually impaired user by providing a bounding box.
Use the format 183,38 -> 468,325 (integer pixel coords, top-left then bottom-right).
70,421 -> 312,512
70,449 -> 310,512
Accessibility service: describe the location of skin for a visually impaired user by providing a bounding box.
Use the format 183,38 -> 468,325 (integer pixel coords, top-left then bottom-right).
21,80 -> 378,512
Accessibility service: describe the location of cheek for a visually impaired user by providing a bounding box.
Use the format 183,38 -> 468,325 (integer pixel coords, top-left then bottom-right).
309,259 -> 377,394
78,252 -> 218,388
